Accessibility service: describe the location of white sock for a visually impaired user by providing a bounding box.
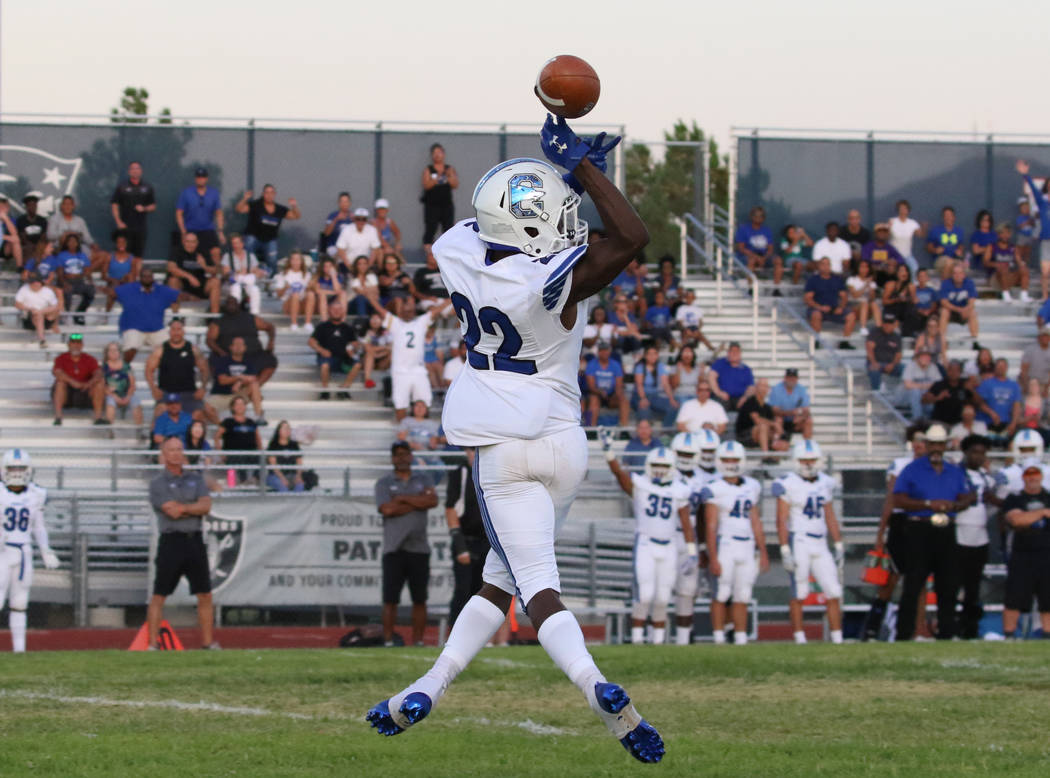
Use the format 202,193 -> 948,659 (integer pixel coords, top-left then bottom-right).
733,630 -> 748,645
793,630 -> 807,645
712,629 -> 726,644
675,626 -> 691,645
651,627 -> 666,645
391,595 -> 505,710
830,629 -> 843,645
537,609 -> 604,695
630,626 -> 644,644
10,610 -> 26,653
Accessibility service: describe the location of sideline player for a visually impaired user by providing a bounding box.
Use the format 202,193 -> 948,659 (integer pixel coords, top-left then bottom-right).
863,422 -> 928,641
374,296 -> 452,421
670,430 -> 719,644
367,116 -> 666,762
703,440 -> 768,645
601,435 -> 696,644
995,429 -> 1050,500
0,449 -> 59,652
773,440 -> 844,645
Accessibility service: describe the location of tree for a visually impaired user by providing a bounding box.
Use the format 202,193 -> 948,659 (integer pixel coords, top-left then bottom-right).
110,87 -> 172,125
624,120 -> 729,262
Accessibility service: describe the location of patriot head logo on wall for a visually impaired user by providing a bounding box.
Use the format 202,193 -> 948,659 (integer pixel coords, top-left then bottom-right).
0,146 -> 83,217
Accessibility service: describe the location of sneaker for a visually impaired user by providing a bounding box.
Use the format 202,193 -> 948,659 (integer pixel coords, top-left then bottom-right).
364,379 -> 376,389
772,288 -> 783,297
1002,290 -> 1013,302
366,692 -> 433,737
256,415 -> 268,426
93,418 -> 110,426
201,641 -> 222,650
338,390 -> 352,400
53,418 -> 62,426
289,323 -> 300,332
589,682 -> 664,764
1020,290 -> 1033,303
319,391 -> 330,401
814,341 -> 822,350
972,341 -> 983,351
38,339 -> 47,348
859,326 -> 869,337
839,340 -> 856,350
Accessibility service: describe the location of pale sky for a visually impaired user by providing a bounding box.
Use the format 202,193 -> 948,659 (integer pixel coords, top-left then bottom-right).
3,0 -> 1048,148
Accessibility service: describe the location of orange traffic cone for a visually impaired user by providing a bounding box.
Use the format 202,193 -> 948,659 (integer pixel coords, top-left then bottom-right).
128,620 -> 185,651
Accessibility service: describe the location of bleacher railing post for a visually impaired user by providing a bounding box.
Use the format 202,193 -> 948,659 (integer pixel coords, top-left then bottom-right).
770,303 -> 777,365
866,400 -> 873,454
715,246 -> 723,314
752,279 -> 759,350
343,467 -> 350,497
70,494 -> 88,628
808,336 -> 816,405
110,451 -> 118,492
678,218 -> 688,279
846,370 -> 854,443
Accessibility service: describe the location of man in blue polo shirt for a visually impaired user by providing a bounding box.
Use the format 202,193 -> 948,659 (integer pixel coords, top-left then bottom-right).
892,423 -> 975,640
114,268 -> 180,363
938,261 -> 980,348
708,341 -> 754,411
734,205 -> 775,277
926,206 -> 965,277
804,257 -> 857,350
176,167 -> 224,256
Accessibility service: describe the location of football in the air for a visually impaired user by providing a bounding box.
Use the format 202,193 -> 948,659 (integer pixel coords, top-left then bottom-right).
534,55 -> 600,119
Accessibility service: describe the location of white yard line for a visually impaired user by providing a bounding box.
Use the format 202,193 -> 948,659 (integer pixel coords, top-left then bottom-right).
0,689 -> 314,720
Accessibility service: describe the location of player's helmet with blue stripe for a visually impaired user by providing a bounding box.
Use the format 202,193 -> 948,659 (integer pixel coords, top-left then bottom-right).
645,447 -> 676,485
715,440 -> 746,478
671,432 -> 701,472
1011,429 -> 1044,461
2,448 -> 32,488
472,158 -> 587,258
792,439 -> 823,479
697,429 -> 720,468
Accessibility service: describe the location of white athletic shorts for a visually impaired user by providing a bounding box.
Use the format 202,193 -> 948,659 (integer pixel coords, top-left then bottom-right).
474,426 -> 588,605
788,532 -> 842,600
0,543 -> 33,610
714,536 -> 758,603
633,534 -> 676,612
391,366 -> 432,411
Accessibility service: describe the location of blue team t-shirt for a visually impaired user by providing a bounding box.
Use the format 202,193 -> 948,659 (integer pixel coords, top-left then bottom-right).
915,285 -> 939,313
927,225 -> 965,258
176,185 -> 222,232
56,250 -> 90,275
1016,211 -> 1036,239
1038,298 -> 1050,324
25,256 -> 58,277
804,273 -> 845,309
860,241 -> 904,269
611,271 -> 639,298
585,359 -> 624,395
710,357 -> 754,399
322,211 -> 354,251
970,229 -> 996,252
634,361 -> 670,395
734,223 -> 774,259
938,277 -> 977,307
114,282 -> 180,333
645,305 -> 671,329
153,411 -> 194,441
976,377 -> 1021,425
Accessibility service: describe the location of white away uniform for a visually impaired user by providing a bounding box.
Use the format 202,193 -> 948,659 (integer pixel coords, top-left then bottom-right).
630,474 -> 691,623
0,483 -> 49,611
384,310 -> 436,410
673,467 -> 718,605
435,219 -> 589,603
701,476 -> 762,603
772,472 -> 842,600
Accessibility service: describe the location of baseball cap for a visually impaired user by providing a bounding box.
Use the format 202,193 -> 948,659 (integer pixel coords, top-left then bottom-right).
353,207 -> 369,219
0,194 -> 8,203
68,333 -> 83,341
1024,463 -> 1043,476
1018,196 -> 1030,205
22,191 -> 41,203
728,340 -> 742,350
28,272 -> 42,283
164,392 -> 181,404
883,311 -> 898,323
596,340 -> 611,350
374,198 -> 390,210
874,222 -> 890,231
391,441 -> 411,454
194,167 -> 208,177
785,368 -> 798,377
1041,324 -> 1050,335
925,423 -> 948,443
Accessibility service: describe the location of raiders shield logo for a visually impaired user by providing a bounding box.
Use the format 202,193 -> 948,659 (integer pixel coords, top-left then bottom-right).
204,514 -> 246,592
0,146 -> 82,217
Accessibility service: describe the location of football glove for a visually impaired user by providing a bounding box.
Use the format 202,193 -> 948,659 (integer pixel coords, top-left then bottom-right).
598,427 -> 615,461
449,528 -> 468,558
780,544 -> 795,573
541,114 -> 621,178
42,550 -> 59,570
680,554 -> 699,578
834,541 -> 845,580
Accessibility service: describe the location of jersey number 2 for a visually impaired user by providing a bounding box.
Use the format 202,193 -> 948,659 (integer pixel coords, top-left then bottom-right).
3,507 -> 29,532
451,292 -> 537,375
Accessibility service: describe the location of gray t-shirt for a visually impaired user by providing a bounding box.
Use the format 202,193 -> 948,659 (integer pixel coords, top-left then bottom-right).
149,470 -> 210,533
902,360 -> 941,387
374,471 -> 433,554
1022,342 -> 1050,386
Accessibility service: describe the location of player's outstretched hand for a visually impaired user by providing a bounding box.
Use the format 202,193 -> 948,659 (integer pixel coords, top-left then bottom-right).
542,115 -> 622,193
780,544 -> 795,573
597,426 -> 614,452
42,550 -> 60,570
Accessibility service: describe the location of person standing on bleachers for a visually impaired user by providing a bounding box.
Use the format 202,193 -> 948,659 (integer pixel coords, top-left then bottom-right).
46,195 -> 103,266
110,161 -> 156,258
175,167 -> 224,257
321,192 -> 354,258
235,184 -> 301,275
15,193 -> 47,263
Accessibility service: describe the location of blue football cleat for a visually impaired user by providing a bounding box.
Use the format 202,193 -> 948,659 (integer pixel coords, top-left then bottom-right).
590,682 -> 664,763
594,682 -> 630,714
366,692 -> 433,736
619,719 -> 665,764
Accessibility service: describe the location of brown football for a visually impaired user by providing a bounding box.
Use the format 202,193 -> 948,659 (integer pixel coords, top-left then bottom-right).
534,55 -> 600,119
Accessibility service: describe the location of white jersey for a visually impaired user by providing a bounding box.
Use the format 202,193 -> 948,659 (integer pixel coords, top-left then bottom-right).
630,473 -> 690,542
772,472 -> 836,538
994,458 -> 1050,500
434,218 -> 589,446
384,311 -> 433,373
957,468 -> 994,548
700,476 -> 762,543
0,483 -> 48,549
676,467 -> 719,514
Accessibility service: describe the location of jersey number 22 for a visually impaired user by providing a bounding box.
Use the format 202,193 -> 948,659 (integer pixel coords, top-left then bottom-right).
451,292 -> 537,375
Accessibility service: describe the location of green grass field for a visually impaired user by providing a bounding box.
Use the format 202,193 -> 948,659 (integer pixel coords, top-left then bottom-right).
1,643 -> 1049,777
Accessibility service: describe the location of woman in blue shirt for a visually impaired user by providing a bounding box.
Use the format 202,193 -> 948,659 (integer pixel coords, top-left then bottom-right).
1016,159 -> 1050,300
969,210 -> 996,276
55,233 -> 95,324
102,229 -> 142,313
631,344 -> 677,426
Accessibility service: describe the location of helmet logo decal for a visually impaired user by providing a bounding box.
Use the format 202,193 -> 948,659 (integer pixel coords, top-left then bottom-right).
508,174 -> 545,219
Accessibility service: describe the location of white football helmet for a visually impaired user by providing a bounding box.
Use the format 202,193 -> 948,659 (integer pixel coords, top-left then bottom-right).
2,448 -> 32,488
698,429 -> 720,469
793,439 -> 823,479
671,432 -> 701,472
1011,429 -> 1045,461
644,447 -> 676,485
715,440 -> 746,478
472,158 -> 587,258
